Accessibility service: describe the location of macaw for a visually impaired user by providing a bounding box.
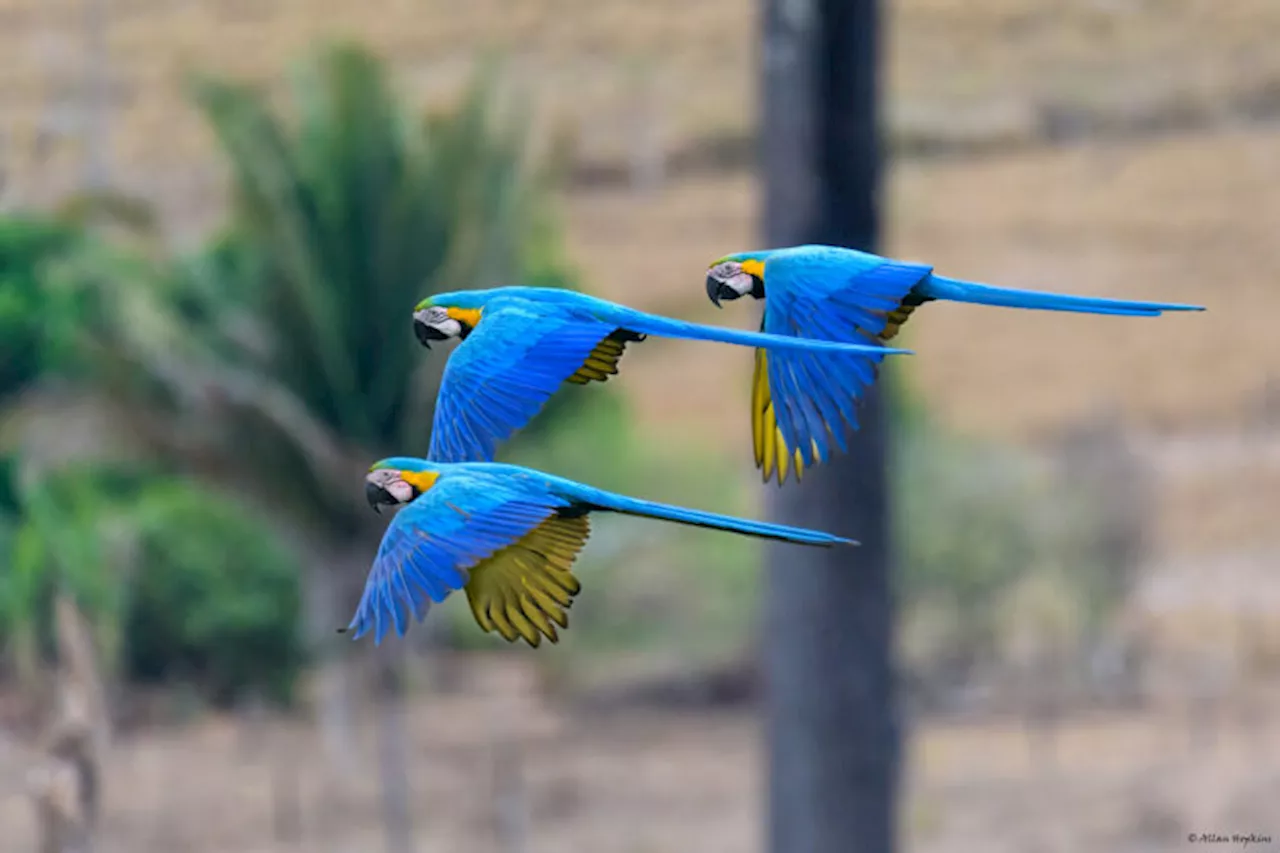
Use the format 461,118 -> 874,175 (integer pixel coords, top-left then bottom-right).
703,244 -> 1206,484
410,286 -> 912,464
347,457 -> 853,646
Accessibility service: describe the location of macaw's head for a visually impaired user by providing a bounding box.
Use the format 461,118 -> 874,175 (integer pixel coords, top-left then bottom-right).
705,252 -> 768,308
412,294 -> 484,349
364,458 -> 440,514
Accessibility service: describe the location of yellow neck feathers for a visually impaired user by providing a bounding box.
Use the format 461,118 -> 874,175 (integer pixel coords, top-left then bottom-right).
740,259 -> 766,279
445,307 -> 483,329
400,470 -> 440,495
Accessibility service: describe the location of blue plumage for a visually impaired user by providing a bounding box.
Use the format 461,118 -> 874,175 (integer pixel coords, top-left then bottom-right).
920,274 -> 1196,315
741,244 -> 1204,318
419,287 -> 913,464
349,457 -> 855,645
709,244 -> 1205,483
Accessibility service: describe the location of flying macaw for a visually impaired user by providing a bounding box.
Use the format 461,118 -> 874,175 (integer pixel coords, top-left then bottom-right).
703,244 -> 1206,484
347,457 -> 853,646
410,286 -> 912,464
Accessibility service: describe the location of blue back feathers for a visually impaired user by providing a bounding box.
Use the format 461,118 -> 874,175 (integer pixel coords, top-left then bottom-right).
423,287 -> 910,464
349,460 -> 853,643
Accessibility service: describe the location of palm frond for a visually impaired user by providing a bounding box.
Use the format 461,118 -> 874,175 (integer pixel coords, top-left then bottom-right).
66,43 -> 580,531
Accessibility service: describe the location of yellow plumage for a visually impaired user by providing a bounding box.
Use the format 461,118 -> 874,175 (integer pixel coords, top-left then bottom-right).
445,306 -> 484,329
464,513 -> 588,647
399,469 -> 440,494
751,349 -> 814,486
878,300 -> 921,341
565,334 -> 631,385
750,294 -> 922,483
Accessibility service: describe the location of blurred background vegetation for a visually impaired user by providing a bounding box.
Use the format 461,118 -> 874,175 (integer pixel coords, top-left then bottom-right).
0,3 -> 1271,851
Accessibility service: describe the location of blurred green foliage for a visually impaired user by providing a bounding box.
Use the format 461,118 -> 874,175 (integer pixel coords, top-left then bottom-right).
184,42 -> 579,458
124,481 -> 304,706
0,465 -> 130,680
71,42 -> 589,538
0,461 -> 303,707
0,219 -> 128,684
1,41 -> 592,706
0,217 -> 90,405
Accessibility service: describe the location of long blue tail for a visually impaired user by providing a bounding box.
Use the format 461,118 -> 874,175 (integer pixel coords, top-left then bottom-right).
588,491 -> 856,547
920,275 -> 1205,316
622,310 -> 912,358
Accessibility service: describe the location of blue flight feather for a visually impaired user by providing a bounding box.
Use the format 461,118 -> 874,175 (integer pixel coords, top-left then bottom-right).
754,255 -> 928,475
349,459 -> 857,644
721,243 -> 1205,484
424,288 -> 912,464
919,275 -> 1202,316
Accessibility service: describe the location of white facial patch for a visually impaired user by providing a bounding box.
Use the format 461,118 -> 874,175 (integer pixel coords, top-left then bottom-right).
386,479 -> 415,503
709,261 -> 739,280
726,272 -> 755,296
433,317 -> 463,338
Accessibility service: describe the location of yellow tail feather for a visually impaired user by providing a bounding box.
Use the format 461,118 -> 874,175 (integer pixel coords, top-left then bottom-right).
750,348 -> 817,486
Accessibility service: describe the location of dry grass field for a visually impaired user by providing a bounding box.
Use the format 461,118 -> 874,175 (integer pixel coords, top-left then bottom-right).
6,0 -> 1280,164
4,656 -> 1279,853
6,0 -> 1280,213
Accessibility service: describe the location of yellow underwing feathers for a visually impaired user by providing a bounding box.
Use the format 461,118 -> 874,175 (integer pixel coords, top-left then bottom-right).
464,513 -> 589,647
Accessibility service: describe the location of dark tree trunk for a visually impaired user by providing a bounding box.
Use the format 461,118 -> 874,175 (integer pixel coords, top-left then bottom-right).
759,1 -> 902,852
375,642 -> 415,853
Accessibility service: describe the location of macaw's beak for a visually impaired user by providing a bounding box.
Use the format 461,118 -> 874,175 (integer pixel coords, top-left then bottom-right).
365,481 -> 395,514
413,317 -> 450,349
706,274 -> 731,308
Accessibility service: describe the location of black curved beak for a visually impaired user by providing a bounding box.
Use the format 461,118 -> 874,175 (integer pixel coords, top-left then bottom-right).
413,318 -> 449,350
366,481 -> 394,514
706,274 -> 728,308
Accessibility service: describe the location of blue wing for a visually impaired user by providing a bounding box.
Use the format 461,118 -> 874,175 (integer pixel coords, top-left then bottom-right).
755,252 -> 933,484
427,302 -> 636,463
764,249 -> 934,341
346,474 -> 574,644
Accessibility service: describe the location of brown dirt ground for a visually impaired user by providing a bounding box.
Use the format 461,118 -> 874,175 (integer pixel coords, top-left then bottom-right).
3,657 -> 1279,853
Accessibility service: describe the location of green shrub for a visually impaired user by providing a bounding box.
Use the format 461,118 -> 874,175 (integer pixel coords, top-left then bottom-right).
0,464 -> 135,678
125,481 -> 305,707
0,216 -> 87,405
0,464 -> 304,707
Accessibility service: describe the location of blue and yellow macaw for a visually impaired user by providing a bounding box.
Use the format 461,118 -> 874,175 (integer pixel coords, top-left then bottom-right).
704,244 -> 1206,484
411,286 -> 912,463
348,457 -> 853,645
